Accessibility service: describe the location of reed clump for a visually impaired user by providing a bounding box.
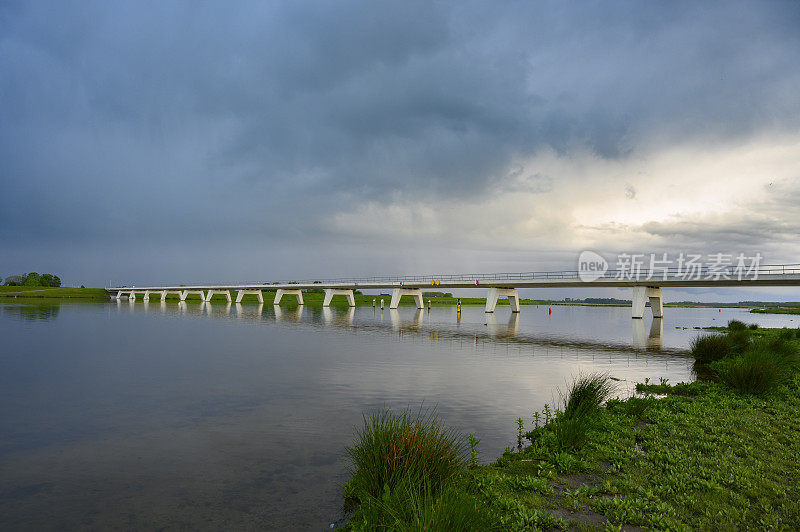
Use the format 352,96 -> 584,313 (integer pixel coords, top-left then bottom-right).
344,407 -> 467,501
525,373 -> 614,452
713,343 -> 798,395
696,331 -> 800,395
352,475 -> 496,530
561,373 -> 615,420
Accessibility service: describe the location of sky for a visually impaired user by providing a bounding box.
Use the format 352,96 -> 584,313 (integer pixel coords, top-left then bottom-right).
1,1 -> 799,301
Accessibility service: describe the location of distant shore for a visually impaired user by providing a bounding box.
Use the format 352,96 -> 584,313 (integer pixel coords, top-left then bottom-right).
750,307 -> 800,315
0,286 -> 109,300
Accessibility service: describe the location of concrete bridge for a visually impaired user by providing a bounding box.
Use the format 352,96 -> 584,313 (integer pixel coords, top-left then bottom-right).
107,263 -> 800,319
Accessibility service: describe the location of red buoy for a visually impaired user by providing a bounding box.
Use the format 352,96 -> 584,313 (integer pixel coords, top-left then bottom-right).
548,307 -> 552,315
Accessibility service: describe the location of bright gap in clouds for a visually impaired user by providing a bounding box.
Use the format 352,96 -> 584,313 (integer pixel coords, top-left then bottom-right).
329,132 -> 800,261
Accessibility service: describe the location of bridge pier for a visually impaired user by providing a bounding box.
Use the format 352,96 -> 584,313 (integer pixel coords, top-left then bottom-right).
180,290 -> 206,302
485,288 -> 520,313
275,288 -> 304,305
632,286 -> 663,319
389,288 -> 424,309
235,290 -> 264,303
323,289 -> 355,307
161,290 -> 181,301
204,290 -> 232,302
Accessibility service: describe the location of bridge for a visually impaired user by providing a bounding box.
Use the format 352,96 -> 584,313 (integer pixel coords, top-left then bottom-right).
107,263 -> 800,319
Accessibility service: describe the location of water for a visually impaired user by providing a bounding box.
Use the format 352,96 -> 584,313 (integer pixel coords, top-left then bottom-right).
1,299 -> 797,529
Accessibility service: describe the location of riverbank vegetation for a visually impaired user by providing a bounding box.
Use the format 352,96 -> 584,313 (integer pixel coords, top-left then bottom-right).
751,307 -> 800,315
342,325 -> 800,529
0,286 -> 108,299
3,272 -> 62,287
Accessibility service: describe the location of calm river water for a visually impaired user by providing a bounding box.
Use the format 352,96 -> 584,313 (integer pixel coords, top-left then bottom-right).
1,299 -> 798,529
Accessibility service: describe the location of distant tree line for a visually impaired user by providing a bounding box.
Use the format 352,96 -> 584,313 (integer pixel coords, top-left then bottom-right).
580,297 -> 632,304
3,272 -> 62,287
558,297 -> 631,304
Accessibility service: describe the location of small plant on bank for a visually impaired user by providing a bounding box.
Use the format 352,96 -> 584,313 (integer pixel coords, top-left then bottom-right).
608,395 -> 658,418
344,407 -> 467,501
524,374 -> 613,453
468,433 -> 482,469
516,418 -> 524,451
690,334 -> 731,363
748,323 -> 759,330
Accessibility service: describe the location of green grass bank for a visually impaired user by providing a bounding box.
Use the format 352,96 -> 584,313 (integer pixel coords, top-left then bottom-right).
342,326 -> 800,530
0,286 -> 110,300
751,307 -> 800,315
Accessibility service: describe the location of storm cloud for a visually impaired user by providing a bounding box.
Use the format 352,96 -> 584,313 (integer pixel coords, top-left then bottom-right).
1,0 -> 799,293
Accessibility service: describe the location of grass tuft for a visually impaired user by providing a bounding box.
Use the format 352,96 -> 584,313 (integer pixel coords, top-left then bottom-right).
713,339 -> 799,395
561,373 -> 615,420
551,416 -> 591,451
727,329 -> 753,355
727,319 -> 747,331
690,334 -> 731,363
344,407 -> 467,501
352,476 -> 497,530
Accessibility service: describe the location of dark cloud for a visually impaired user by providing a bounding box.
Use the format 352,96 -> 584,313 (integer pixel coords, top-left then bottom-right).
1,0 -> 799,284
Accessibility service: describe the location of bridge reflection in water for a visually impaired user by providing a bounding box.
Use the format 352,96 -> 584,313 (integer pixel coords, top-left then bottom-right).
633,318 -> 663,349
118,298 -> 676,358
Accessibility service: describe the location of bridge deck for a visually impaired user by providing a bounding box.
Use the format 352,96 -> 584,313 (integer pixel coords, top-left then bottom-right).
108,266 -> 800,292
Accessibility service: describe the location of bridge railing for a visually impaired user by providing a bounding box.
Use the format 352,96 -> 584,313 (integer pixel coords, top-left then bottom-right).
263,263 -> 800,285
